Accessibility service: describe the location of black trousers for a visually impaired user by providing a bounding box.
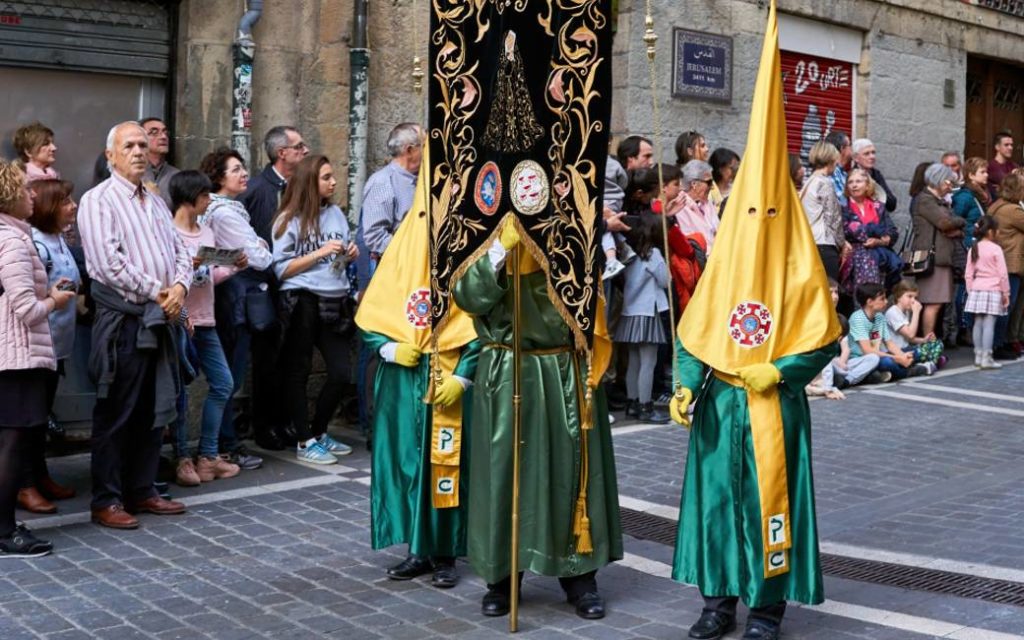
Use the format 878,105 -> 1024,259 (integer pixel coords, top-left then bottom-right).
90,316 -> 164,509
702,594 -> 786,628
488,570 -> 598,600
22,368 -> 60,489
817,244 -> 841,283
280,292 -> 352,442
0,427 -> 33,537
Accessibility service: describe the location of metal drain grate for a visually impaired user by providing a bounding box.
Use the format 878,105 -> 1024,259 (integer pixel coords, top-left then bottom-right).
619,507 -> 1024,607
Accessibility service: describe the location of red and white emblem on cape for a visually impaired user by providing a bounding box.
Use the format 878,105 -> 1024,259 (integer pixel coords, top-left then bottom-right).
406,288 -> 431,329
728,301 -> 773,348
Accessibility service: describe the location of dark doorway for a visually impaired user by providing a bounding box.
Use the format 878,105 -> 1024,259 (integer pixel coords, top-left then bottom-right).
966,56 -> 1024,162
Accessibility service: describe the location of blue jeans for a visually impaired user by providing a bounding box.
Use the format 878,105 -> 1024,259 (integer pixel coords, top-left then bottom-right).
995,274 -> 1021,349
877,356 -> 909,381
175,327 -> 234,458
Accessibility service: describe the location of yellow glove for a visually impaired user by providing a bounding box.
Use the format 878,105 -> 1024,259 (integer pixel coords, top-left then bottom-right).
393,343 -> 422,368
668,387 -> 693,428
433,377 -> 465,408
499,219 -> 520,250
737,363 -> 781,393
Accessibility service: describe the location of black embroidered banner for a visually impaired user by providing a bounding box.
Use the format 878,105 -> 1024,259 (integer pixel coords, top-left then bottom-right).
428,0 -> 613,350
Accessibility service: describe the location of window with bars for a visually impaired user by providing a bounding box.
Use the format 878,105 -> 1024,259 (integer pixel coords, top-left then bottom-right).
970,0 -> 1024,18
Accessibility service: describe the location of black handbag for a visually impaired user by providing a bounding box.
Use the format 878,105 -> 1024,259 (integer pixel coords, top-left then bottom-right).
901,224 -> 937,279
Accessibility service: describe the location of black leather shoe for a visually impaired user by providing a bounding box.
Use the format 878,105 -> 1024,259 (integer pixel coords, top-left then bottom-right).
742,621 -> 780,640
254,430 -> 286,451
569,591 -> 605,619
431,562 -> 459,589
481,588 -> 510,617
386,555 -> 433,580
276,424 -> 299,443
688,611 -> 736,640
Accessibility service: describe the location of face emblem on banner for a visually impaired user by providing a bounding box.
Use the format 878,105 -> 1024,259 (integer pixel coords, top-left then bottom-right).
510,160 -> 549,215
406,288 -> 432,329
728,301 -> 773,348
474,162 -> 502,216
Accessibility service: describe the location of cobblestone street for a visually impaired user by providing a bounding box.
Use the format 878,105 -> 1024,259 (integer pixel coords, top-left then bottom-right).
1,361 -> 1022,639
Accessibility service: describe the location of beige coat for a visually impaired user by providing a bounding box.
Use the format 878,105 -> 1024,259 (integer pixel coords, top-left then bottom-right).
989,199 -> 1024,276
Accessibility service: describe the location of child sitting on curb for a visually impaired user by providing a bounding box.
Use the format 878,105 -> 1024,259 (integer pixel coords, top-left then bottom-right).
885,279 -> 945,375
849,283 -> 917,382
807,279 -> 881,399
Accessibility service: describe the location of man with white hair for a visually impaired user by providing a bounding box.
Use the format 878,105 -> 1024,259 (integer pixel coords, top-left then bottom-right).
360,123 -> 423,263
79,121 -> 193,530
851,138 -> 898,213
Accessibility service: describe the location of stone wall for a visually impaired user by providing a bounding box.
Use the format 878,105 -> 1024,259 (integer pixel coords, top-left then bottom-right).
174,0 -> 423,210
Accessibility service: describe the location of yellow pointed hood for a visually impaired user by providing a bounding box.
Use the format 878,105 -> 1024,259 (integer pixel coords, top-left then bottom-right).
677,0 -> 840,372
355,150 -> 476,353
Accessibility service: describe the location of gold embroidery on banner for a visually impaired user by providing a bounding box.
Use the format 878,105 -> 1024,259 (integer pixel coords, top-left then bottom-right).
430,0 -> 608,353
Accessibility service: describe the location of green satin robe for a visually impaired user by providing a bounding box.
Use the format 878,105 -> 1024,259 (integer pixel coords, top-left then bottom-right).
672,340 -> 837,607
453,258 -> 623,584
365,330 -> 481,557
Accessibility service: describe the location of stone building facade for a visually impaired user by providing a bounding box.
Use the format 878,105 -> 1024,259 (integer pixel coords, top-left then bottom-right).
172,0 -> 1024,224
615,0 -> 1024,223
1,0 -> 1020,224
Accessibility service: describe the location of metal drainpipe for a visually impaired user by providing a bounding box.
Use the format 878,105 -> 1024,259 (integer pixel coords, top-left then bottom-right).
232,0 -> 263,165
347,0 -> 370,226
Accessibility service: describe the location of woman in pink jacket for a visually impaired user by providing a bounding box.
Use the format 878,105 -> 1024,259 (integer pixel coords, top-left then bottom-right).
0,161 -> 75,558
966,215 -> 1011,369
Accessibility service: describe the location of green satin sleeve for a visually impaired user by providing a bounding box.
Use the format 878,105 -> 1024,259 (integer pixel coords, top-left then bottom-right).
454,339 -> 482,379
453,256 -> 506,316
773,343 -> 840,395
360,330 -> 392,353
674,338 -> 708,393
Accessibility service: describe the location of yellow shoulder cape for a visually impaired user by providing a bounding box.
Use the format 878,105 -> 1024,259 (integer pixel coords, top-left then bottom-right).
355,152 -> 476,510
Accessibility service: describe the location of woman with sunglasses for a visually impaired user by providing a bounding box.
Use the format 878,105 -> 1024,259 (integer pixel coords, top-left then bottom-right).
667,160 -> 720,255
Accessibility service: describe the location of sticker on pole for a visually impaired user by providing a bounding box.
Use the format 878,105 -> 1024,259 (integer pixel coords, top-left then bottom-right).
728,301 -> 773,348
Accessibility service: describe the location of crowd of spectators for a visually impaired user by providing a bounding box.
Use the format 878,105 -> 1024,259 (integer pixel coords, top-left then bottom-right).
0,116 -> 1021,559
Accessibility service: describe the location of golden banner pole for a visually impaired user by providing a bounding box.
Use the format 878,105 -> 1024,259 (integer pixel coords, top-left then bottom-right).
509,243 -> 523,633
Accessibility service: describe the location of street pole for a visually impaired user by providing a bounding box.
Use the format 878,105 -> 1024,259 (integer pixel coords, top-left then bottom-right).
509,243 -> 523,633
231,0 -> 263,166
346,0 -> 370,226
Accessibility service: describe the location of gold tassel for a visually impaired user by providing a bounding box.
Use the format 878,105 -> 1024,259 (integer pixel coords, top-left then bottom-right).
573,494 -> 593,554
572,354 -> 594,555
581,382 -> 594,431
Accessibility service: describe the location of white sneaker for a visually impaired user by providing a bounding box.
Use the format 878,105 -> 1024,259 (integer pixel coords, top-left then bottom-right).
603,258 -> 626,280
974,350 -> 982,368
608,412 -> 616,425
318,433 -> 353,456
980,351 -> 1003,370
296,441 -> 338,465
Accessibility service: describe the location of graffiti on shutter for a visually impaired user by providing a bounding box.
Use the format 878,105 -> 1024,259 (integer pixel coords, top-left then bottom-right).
780,51 -> 855,167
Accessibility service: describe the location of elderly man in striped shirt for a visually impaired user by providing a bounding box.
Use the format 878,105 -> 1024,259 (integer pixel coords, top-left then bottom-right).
359,123 -> 422,266
79,121 -> 193,530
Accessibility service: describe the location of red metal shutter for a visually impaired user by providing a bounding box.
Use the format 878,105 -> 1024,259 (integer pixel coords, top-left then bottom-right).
780,51 -> 855,164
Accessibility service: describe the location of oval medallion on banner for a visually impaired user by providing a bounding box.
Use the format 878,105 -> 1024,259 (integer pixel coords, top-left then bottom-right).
510,160 -> 549,215
474,162 -> 502,216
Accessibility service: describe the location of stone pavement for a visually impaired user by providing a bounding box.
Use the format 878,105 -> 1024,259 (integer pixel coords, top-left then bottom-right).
1,361 -> 1022,639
